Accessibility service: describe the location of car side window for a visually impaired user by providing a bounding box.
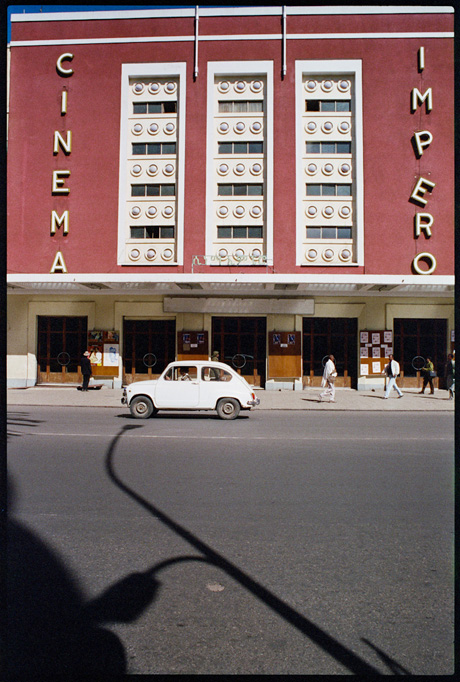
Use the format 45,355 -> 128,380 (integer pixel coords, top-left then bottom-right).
174,366 -> 197,381
201,366 -> 232,382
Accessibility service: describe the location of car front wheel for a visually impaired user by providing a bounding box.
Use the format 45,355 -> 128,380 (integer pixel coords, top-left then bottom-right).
130,395 -> 155,419
216,398 -> 240,420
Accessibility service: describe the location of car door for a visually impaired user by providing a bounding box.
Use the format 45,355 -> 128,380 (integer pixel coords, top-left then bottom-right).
154,365 -> 200,408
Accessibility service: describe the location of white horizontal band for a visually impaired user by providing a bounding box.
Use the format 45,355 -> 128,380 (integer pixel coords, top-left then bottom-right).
9,31 -> 454,48
9,6 -> 455,23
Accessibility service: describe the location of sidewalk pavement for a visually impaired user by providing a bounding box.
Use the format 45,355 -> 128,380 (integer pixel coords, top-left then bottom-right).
7,384 -> 455,411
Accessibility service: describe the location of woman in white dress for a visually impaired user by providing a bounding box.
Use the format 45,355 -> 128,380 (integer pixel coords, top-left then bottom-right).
319,355 -> 337,402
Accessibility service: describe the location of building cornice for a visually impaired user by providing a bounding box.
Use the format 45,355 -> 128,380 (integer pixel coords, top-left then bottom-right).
10,6 -> 455,24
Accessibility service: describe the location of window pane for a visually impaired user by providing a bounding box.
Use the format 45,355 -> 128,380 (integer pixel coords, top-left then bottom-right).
146,226 -> 160,238
218,142 -> 232,154
161,226 -> 175,238
133,103 -> 147,114
248,184 -> 263,195
322,184 -> 335,196
162,143 -> 176,154
337,142 -> 351,154
234,142 -> 247,154
234,101 -> 248,112
322,227 -> 336,239
321,101 -> 335,112
307,142 -> 320,153
249,142 -> 263,153
218,226 -> 232,238
306,100 -> 320,111
219,102 -> 233,113
322,143 -> 335,154
163,101 -> 177,113
337,184 -> 352,196
147,143 -> 161,154
146,185 -> 160,196
338,227 -> 352,238
233,184 -> 246,195
337,101 -> 350,112
161,184 -> 175,196
248,101 -> 263,112
306,184 -> 321,196
307,227 -> 321,238
131,185 -> 145,196
233,227 -> 247,239
218,185 -> 232,196
130,227 -> 145,238
132,144 -> 145,155
248,226 -> 263,238
148,103 -> 162,113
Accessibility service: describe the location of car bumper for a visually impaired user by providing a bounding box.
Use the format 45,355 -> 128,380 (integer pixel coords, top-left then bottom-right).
247,397 -> 260,407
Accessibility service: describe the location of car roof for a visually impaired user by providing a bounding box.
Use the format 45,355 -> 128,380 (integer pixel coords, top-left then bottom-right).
167,361 -> 231,368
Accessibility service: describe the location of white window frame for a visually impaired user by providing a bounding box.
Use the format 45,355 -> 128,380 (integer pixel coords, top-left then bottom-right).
295,59 -> 363,266
117,62 -> 186,266
206,61 -> 273,265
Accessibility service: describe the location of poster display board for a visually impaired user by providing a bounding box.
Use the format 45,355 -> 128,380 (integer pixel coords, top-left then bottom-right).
88,330 -> 120,376
268,331 -> 301,378
359,330 -> 392,376
177,331 -> 209,360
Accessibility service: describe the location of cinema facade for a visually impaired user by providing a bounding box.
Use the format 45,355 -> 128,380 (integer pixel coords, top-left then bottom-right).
7,6 -> 454,390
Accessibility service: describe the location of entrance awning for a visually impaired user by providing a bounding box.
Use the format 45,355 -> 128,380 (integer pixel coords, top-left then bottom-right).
7,273 -> 454,298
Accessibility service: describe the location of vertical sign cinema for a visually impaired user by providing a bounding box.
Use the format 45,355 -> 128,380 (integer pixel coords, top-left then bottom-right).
410,46 -> 436,275
50,53 -> 74,273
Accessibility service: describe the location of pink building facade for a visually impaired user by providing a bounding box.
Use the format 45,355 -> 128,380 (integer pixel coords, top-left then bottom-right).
7,6 -> 454,390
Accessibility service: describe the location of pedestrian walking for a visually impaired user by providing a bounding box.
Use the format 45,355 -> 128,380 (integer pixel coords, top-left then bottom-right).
80,351 -> 92,391
382,354 -> 403,399
420,356 -> 435,394
319,354 -> 337,402
444,353 -> 455,400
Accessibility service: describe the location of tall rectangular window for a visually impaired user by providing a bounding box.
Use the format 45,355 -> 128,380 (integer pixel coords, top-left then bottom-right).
206,62 -> 273,266
118,63 -> 186,266
296,61 -> 363,267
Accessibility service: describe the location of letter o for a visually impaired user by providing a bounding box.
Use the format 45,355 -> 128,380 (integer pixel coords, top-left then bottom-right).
412,252 -> 437,275
57,53 -> 74,76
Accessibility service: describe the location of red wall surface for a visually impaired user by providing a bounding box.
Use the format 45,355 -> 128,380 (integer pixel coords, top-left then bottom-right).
7,11 -> 454,276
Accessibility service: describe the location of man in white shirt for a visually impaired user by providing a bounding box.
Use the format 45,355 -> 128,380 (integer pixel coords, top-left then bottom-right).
382,354 -> 403,399
319,355 -> 337,402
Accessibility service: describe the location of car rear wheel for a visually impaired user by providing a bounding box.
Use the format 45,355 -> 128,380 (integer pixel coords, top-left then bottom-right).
130,395 -> 155,419
216,398 -> 240,420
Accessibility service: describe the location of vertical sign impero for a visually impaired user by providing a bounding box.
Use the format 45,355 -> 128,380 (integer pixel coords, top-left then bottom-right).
410,47 -> 436,275
50,53 -> 74,273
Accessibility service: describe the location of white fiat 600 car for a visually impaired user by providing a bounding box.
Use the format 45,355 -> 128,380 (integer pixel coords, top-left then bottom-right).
122,361 -> 260,420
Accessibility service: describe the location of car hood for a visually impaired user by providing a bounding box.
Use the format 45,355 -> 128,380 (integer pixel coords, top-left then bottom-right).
128,380 -> 158,389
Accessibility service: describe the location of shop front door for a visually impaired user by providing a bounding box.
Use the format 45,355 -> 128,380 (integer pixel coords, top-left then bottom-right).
393,318 -> 447,388
212,317 -> 266,387
302,317 -> 358,388
37,316 -> 88,384
123,319 -> 176,384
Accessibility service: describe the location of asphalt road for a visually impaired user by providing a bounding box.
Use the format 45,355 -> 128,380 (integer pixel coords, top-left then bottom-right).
7,407 -> 455,676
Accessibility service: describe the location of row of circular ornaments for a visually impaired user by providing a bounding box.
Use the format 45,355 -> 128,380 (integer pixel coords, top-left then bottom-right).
128,245 -> 175,262
306,246 -> 352,263
130,160 -> 350,178
126,244 -> 353,264
127,245 -> 265,264
131,78 -> 349,99
129,204 -> 264,220
132,79 -> 265,96
129,203 -> 350,221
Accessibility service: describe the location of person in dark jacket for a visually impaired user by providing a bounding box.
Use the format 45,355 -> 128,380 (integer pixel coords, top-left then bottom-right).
81,351 -> 92,391
445,353 -> 455,400
420,356 -> 435,394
